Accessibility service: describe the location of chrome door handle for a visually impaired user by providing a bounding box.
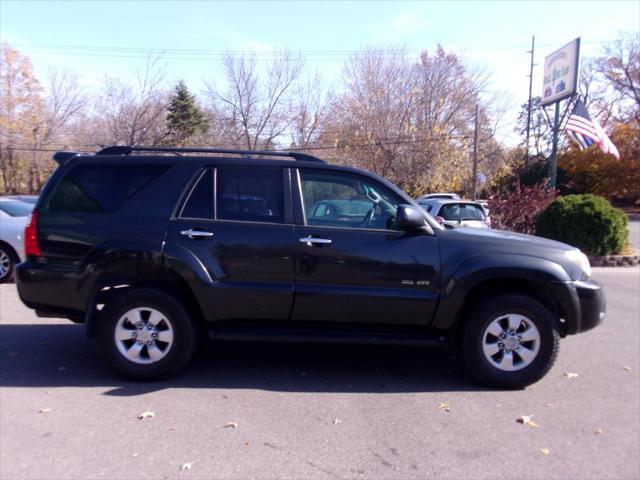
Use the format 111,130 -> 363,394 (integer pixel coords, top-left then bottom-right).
180,228 -> 214,239
299,236 -> 332,246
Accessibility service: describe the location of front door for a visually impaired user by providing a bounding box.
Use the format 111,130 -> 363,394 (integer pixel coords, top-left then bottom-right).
292,168 -> 440,326
165,165 -> 295,321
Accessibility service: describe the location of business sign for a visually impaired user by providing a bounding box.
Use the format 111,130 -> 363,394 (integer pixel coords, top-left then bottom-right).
541,38 -> 580,106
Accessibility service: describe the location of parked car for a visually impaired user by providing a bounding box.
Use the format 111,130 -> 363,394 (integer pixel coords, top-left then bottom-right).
5,195 -> 39,204
0,198 -> 34,282
417,199 -> 491,228
16,146 -> 604,389
417,193 -> 461,200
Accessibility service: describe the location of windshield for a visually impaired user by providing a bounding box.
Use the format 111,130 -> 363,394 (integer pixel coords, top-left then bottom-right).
0,200 -> 34,217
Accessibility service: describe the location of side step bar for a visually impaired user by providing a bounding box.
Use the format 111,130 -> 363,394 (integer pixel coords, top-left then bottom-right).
208,326 -> 447,347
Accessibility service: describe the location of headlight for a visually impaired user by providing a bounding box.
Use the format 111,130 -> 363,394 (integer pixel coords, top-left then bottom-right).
565,249 -> 591,279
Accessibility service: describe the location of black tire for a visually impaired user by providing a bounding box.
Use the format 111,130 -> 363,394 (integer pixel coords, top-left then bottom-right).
95,288 -> 197,381
0,244 -> 17,284
461,294 -> 560,389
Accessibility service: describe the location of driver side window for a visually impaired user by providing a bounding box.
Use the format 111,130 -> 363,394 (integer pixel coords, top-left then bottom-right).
300,170 -> 402,230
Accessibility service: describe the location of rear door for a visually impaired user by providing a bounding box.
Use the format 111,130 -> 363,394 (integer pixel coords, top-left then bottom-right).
165,165 -> 296,321
291,168 -> 441,326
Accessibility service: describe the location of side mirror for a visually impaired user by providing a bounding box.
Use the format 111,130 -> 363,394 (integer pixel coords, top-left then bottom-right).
396,204 -> 427,231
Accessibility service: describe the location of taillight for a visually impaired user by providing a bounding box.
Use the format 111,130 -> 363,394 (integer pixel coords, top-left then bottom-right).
485,216 -> 492,227
24,209 -> 41,257
435,216 -> 445,225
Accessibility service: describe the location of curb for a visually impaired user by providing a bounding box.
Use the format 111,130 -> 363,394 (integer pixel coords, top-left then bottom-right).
589,253 -> 639,267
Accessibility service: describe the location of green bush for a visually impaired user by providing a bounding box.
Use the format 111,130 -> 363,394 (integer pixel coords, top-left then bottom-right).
536,194 -> 628,256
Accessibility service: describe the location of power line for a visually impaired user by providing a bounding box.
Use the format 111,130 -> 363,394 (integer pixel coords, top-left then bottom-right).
8,40 -> 610,62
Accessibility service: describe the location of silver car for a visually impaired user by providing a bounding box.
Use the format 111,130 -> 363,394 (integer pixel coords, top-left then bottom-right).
0,198 -> 34,282
417,198 -> 491,229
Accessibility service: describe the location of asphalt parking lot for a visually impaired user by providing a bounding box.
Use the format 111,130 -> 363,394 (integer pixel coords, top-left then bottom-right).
1,266 -> 639,480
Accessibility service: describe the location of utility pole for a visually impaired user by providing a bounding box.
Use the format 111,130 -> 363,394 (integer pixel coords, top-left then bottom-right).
549,101 -> 560,189
525,35 -> 535,168
472,104 -> 479,200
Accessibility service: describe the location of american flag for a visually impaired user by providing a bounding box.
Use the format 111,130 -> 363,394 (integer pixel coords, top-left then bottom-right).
564,99 -> 620,159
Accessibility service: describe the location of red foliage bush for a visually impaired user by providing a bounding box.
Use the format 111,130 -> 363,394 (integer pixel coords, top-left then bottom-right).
488,181 -> 557,234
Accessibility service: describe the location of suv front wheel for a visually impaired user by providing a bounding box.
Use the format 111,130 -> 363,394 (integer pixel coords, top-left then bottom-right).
462,294 -> 560,389
95,288 -> 197,380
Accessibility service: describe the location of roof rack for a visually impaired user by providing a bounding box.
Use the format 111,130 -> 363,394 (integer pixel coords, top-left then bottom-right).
95,146 -> 325,163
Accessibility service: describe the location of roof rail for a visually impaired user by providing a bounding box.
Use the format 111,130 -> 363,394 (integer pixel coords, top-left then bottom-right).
95,146 -> 325,163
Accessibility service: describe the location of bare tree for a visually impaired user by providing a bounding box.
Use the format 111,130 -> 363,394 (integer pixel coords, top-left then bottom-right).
95,57 -> 169,146
290,72 -> 330,148
208,51 -> 305,149
595,32 -> 640,123
322,45 -> 495,195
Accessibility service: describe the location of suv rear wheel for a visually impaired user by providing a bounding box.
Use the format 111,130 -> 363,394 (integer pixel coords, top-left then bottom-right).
95,288 -> 197,380
462,294 -> 560,389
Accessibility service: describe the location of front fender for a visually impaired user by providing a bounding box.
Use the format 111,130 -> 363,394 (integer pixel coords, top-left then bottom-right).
431,253 -> 572,330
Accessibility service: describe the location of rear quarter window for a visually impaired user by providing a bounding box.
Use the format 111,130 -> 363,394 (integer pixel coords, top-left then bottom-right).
46,164 -> 171,213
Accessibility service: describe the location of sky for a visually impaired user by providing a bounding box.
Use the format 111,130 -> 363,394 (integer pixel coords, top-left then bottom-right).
1,0 -> 638,144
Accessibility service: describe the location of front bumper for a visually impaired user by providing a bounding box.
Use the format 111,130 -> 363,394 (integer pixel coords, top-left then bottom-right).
551,279 -> 605,335
574,279 -> 606,333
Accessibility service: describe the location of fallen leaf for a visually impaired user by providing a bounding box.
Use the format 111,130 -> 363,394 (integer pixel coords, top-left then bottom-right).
438,403 -> 451,412
623,366 -> 632,371
595,428 -> 604,435
333,418 -> 342,424
180,462 -> 194,471
540,448 -> 550,455
224,422 -> 238,429
516,415 -> 539,428
138,411 -> 155,420
564,372 -> 579,378
38,408 -> 51,414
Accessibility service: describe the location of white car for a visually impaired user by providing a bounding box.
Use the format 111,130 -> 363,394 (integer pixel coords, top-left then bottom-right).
0,198 -> 34,282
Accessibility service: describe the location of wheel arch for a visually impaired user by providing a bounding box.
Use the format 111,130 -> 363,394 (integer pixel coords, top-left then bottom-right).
449,277 -> 568,350
432,254 -> 574,345
85,264 -> 205,339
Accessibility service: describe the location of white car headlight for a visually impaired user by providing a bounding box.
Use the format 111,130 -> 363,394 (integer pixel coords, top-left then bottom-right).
565,249 -> 591,279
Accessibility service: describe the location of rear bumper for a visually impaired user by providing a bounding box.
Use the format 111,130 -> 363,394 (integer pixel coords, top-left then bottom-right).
15,261 -> 86,319
550,279 -> 605,335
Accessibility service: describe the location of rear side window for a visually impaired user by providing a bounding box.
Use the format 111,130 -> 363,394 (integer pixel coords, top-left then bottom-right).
217,167 -> 284,223
440,203 -> 485,221
47,164 -> 170,213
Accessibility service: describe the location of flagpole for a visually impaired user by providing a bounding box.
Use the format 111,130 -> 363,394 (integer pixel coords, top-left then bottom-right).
549,100 -> 560,189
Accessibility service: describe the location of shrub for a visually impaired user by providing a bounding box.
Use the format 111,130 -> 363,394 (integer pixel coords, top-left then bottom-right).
488,181 -> 557,235
536,194 -> 628,256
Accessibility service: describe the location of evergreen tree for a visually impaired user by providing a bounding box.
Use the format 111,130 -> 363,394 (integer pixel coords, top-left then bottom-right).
166,81 -> 207,145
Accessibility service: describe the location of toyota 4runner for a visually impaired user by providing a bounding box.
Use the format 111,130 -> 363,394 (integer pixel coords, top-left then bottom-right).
16,146 -> 605,388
